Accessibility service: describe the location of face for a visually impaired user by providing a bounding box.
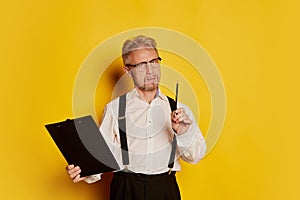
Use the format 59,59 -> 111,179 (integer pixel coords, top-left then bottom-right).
124,48 -> 161,91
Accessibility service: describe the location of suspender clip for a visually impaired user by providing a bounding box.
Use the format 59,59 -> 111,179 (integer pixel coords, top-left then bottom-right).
124,165 -> 129,172
118,116 -> 125,120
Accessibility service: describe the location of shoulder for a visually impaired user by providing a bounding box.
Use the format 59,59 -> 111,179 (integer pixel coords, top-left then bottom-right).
160,93 -> 191,111
105,92 -> 129,112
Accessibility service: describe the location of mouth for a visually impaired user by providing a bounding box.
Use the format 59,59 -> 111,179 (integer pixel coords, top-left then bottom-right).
144,76 -> 158,83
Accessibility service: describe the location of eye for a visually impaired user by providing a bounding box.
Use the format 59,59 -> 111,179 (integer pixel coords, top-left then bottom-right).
136,62 -> 147,68
150,58 -> 159,64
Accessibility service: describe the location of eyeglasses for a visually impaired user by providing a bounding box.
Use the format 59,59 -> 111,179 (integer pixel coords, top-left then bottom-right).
125,57 -> 162,72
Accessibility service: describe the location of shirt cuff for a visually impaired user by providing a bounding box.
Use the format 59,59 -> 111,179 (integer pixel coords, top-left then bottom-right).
175,125 -> 195,150
84,174 -> 102,184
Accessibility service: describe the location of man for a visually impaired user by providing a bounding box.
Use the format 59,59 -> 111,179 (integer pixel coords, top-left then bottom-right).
66,35 -> 206,200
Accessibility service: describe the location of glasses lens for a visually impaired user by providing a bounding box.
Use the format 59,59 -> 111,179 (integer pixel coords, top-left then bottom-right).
135,63 -> 147,72
127,57 -> 162,72
150,57 -> 161,67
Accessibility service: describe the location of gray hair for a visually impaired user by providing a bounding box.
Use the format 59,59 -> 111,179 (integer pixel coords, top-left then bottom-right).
122,35 -> 158,65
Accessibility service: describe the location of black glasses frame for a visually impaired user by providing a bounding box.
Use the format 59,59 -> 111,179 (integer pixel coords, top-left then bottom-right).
125,57 -> 162,68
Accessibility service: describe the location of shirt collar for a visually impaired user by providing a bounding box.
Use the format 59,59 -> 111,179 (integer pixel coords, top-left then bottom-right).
127,87 -> 168,102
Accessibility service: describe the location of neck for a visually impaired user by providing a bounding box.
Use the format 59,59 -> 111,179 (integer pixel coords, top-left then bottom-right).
136,87 -> 158,104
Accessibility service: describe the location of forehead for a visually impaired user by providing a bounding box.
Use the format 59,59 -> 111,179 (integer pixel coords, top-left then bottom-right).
128,48 -> 158,63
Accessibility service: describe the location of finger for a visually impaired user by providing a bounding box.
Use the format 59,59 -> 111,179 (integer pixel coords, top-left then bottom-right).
68,166 -> 80,174
73,174 -> 81,183
73,174 -> 87,183
68,168 -> 81,175
171,112 -> 178,121
172,111 -> 177,118
70,170 -> 81,179
172,110 -> 191,125
175,113 -> 192,124
66,164 -> 74,170
173,112 -> 184,122
174,109 -> 181,115
69,167 -> 81,176
175,108 -> 185,114
172,107 -> 183,115
78,176 -> 87,182
181,118 -> 192,125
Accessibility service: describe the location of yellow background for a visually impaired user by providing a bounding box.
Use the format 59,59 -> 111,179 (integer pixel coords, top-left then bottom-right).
1,0 -> 299,199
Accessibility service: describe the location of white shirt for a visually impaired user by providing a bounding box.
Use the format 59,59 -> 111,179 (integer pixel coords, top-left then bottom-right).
85,88 -> 206,183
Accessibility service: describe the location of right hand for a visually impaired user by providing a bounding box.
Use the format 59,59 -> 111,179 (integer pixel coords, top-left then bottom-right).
66,164 -> 87,183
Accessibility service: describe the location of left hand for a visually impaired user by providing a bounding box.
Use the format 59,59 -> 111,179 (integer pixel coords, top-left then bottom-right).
171,107 -> 192,135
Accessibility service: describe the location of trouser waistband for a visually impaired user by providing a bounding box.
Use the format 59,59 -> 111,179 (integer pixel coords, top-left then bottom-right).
114,171 -> 176,181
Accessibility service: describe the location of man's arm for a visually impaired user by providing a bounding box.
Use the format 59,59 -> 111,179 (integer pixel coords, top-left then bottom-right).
65,104 -> 118,184
171,103 -> 206,164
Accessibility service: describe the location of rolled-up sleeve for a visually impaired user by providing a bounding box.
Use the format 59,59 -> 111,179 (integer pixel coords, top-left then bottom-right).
175,104 -> 206,164
84,174 -> 102,184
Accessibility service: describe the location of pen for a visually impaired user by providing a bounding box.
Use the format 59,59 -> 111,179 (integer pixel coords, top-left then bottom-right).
175,81 -> 178,108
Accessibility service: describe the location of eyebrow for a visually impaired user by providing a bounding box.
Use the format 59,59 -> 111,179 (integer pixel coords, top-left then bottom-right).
125,57 -> 161,67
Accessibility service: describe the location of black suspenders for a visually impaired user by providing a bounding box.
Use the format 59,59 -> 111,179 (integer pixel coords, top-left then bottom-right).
118,94 -> 177,170
118,94 -> 129,166
166,96 -> 177,169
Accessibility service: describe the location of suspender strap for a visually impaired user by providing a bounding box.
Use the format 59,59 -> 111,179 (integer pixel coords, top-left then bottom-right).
118,94 -> 129,166
167,96 -> 177,169
168,136 -> 177,169
118,94 -> 178,169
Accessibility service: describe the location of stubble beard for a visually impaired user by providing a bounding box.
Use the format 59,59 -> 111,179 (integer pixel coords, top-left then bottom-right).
135,74 -> 159,91
138,83 -> 159,91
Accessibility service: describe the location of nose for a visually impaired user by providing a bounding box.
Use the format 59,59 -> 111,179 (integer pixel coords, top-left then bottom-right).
145,62 -> 153,74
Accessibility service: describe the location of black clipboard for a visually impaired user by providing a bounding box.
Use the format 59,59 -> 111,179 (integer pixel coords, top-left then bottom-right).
45,115 -> 120,177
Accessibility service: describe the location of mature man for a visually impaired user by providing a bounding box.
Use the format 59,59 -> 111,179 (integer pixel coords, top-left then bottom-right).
66,35 -> 206,200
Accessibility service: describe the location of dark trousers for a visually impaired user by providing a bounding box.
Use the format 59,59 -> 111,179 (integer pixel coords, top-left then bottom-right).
110,171 -> 181,200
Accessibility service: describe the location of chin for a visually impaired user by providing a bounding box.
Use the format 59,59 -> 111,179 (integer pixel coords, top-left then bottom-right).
139,83 -> 159,91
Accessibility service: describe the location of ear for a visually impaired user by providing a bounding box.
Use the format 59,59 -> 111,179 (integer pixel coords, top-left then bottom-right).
123,66 -> 132,77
